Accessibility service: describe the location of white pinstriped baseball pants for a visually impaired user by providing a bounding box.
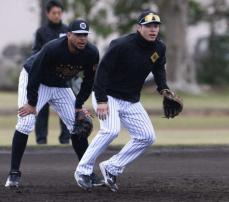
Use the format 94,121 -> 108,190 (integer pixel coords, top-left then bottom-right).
16,68 -> 76,135
76,92 -> 156,176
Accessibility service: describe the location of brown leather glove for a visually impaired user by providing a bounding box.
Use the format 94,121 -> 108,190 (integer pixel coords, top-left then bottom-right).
161,89 -> 183,118
72,108 -> 93,139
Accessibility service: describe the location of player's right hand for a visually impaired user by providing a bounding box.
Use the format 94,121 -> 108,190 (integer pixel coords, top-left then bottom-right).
18,104 -> 37,117
96,103 -> 109,120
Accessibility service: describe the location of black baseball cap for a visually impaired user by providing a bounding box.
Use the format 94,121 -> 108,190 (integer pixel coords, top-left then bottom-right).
68,19 -> 91,34
138,11 -> 161,25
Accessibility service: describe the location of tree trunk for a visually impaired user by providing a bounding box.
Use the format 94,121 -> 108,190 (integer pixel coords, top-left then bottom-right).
40,0 -> 49,26
158,0 -> 200,93
158,0 -> 187,81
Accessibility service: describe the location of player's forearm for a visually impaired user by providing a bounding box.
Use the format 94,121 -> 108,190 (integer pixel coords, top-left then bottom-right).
153,61 -> 169,92
93,84 -> 108,103
26,90 -> 38,107
93,77 -> 108,103
26,63 -> 42,107
155,77 -> 169,93
75,78 -> 94,109
93,65 -> 110,103
26,80 -> 39,107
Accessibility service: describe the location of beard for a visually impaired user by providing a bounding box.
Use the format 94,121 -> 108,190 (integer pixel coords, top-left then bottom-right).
72,43 -> 81,51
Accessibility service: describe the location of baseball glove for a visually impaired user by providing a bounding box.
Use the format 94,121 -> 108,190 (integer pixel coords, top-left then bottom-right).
161,89 -> 183,118
72,109 -> 93,139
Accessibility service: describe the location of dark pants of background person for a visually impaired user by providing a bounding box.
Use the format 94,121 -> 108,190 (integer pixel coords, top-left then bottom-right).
35,103 -> 70,144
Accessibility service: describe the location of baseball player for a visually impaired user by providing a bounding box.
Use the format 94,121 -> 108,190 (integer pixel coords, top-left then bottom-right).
5,19 -> 104,188
33,0 -> 70,144
75,11 -> 172,192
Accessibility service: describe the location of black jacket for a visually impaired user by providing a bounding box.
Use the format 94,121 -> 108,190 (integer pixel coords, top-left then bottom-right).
24,37 -> 99,108
93,32 -> 169,103
32,20 -> 68,54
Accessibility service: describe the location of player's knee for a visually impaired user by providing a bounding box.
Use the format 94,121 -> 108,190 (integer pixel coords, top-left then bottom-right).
107,128 -> 120,139
148,133 -> 156,145
142,131 -> 156,146
100,127 -> 120,139
16,115 -> 36,135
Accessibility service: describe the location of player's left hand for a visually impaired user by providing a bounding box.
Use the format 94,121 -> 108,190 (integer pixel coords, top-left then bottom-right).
72,108 -> 93,139
18,104 -> 37,117
161,89 -> 183,118
76,107 -> 93,118
96,103 -> 109,120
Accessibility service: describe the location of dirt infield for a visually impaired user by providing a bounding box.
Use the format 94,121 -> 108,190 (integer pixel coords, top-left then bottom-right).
0,146 -> 229,202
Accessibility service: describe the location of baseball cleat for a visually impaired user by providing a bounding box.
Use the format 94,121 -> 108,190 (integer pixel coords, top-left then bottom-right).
74,171 -> 92,191
5,170 -> 21,188
99,162 -> 118,192
90,172 -> 105,187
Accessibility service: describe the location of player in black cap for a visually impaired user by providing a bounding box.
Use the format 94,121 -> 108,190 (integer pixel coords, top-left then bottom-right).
5,19 -> 104,188
75,11 -> 174,192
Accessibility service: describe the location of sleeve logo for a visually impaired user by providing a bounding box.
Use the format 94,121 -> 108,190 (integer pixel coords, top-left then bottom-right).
151,52 -> 159,63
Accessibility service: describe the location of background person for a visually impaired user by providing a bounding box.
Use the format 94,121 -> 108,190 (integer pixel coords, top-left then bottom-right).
33,0 -> 70,144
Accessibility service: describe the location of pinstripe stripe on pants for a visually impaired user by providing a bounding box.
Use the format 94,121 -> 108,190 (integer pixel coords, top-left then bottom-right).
76,92 -> 156,176
16,68 -> 76,135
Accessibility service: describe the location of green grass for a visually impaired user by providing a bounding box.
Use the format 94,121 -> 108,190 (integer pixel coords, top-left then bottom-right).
141,88 -> 229,109
0,91 -> 17,108
1,89 -> 229,146
1,88 -> 229,110
1,113 -> 228,146
153,116 -> 229,129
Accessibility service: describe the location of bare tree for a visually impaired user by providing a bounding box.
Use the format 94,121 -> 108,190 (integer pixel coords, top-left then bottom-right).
40,0 -> 49,26
60,0 -> 204,92
156,0 -> 200,93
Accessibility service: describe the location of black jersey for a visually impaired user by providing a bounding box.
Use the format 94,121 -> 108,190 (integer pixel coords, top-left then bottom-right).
93,32 -> 169,103
24,36 -> 99,108
32,20 -> 68,54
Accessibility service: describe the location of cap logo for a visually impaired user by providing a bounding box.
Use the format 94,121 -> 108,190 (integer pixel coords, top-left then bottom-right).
80,22 -> 87,29
145,14 -> 160,22
140,13 -> 161,24
145,14 -> 154,22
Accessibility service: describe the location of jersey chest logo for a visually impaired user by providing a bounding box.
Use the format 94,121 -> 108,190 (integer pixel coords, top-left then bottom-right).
56,64 -> 82,79
151,52 -> 159,63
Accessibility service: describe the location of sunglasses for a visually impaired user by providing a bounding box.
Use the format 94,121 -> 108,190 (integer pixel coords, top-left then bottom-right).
139,13 -> 161,24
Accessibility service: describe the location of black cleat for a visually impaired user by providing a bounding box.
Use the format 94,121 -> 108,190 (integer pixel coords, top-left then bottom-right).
5,170 -> 21,188
90,172 -> 105,187
99,162 -> 118,192
74,172 -> 92,191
